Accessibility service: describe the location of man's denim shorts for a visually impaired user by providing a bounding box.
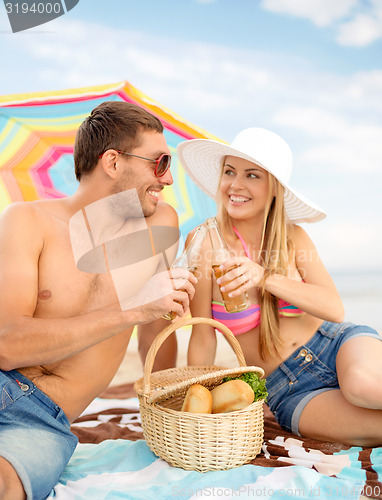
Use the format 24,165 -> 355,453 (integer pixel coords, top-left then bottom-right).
0,369 -> 78,500
266,321 -> 381,436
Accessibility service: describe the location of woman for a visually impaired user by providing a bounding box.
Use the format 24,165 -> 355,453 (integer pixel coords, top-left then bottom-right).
176,128 -> 382,446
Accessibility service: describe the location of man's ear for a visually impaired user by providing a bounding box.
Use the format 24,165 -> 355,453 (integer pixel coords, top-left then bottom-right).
100,150 -> 119,179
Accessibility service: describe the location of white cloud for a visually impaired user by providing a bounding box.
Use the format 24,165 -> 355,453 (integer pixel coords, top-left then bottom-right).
337,10 -> 382,46
261,0 -> 382,46
261,0 -> 358,27
274,105 -> 382,173
343,70 -> 382,104
274,106 -> 346,138
302,134 -> 382,174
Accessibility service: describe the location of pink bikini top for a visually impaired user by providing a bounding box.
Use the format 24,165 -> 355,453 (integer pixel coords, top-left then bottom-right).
211,227 -> 304,336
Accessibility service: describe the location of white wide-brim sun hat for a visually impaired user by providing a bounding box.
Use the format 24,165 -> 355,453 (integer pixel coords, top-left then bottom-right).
177,127 -> 326,224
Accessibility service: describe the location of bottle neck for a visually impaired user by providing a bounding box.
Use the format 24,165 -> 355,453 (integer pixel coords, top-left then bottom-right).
175,224 -> 207,271
206,217 -> 231,263
186,225 -> 208,255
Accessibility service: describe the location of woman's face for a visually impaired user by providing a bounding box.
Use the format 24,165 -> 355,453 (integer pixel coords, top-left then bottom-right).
219,155 -> 271,222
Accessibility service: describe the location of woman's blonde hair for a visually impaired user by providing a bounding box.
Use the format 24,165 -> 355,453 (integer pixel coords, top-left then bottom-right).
216,161 -> 292,360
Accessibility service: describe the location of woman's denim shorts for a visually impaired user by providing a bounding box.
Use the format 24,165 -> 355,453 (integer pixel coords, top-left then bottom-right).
0,370 -> 78,500
266,321 -> 381,436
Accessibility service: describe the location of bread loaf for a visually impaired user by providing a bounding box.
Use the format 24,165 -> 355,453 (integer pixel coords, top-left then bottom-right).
181,384 -> 213,413
211,379 -> 254,413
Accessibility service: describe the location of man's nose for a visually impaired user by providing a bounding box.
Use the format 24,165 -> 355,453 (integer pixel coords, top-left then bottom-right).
159,167 -> 173,186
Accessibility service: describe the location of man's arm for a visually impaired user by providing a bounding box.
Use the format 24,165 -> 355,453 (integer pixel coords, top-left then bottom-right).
138,317 -> 177,372
137,202 -> 180,370
0,203 -> 193,370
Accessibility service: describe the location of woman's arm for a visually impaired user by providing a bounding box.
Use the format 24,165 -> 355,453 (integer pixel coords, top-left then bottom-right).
218,225 -> 344,323
265,225 -> 344,322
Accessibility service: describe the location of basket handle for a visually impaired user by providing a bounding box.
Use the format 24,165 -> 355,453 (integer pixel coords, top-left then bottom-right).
143,316 -> 247,396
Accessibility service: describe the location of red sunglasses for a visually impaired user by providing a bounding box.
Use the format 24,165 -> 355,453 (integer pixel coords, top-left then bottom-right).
99,150 -> 171,177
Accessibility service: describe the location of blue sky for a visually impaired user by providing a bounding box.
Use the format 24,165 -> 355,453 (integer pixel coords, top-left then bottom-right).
1,0 -> 381,272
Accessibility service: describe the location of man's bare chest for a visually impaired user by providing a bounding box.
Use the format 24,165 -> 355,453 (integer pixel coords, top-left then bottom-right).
33,230 -> 118,317
34,229 -> 165,318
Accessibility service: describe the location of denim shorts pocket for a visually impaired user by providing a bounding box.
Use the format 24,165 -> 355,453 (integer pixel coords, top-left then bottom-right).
268,381 -> 298,416
0,374 -> 26,411
305,357 -> 338,386
1,382 -> 16,411
267,378 -> 289,401
317,321 -> 353,340
267,364 -> 298,413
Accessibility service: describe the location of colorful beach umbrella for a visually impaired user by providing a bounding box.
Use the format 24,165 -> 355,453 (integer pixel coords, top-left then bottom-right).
0,81 -> 219,237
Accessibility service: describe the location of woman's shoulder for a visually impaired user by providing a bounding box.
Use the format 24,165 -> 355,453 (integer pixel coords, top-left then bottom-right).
288,224 -> 314,245
288,224 -> 320,266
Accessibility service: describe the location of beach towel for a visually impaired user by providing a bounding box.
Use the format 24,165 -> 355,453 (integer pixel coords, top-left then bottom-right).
48,383 -> 382,500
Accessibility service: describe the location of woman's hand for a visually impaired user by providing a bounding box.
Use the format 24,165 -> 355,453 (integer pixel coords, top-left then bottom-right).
216,256 -> 264,297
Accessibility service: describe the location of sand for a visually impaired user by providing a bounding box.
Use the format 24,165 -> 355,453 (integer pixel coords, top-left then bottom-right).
110,325 -> 239,386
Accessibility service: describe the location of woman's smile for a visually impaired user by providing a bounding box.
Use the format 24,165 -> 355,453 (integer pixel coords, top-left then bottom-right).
228,194 -> 252,205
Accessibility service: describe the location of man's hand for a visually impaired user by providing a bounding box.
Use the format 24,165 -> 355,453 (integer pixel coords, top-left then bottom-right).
122,267 -> 197,323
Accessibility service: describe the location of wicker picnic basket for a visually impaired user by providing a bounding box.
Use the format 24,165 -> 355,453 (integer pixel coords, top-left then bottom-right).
134,316 -> 265,472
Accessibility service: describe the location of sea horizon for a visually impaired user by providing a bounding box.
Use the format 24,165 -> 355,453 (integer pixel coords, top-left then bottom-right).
330,269 -> 382,332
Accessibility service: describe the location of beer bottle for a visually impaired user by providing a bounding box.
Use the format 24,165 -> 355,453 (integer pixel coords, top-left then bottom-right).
206,217 -> 250,313
162,224 -> 208,320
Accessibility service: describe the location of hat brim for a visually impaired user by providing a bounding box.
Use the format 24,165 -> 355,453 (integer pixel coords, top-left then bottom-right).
177,138 -> 326,224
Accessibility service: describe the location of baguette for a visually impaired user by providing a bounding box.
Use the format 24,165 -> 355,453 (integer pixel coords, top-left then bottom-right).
211,379 -> 254,413
181,384 -> 213,413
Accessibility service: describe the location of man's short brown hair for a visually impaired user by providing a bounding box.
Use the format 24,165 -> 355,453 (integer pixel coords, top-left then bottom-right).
74,101 -> 164,181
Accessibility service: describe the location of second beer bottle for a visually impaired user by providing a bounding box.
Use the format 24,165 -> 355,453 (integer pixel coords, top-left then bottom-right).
162,224 -> 208,320
206,217 -> 250,313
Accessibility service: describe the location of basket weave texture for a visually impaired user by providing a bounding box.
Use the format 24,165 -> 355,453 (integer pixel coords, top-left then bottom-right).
134,316 -> 266,472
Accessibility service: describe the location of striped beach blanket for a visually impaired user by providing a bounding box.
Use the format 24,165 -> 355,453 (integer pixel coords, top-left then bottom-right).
48,383 -> 382,500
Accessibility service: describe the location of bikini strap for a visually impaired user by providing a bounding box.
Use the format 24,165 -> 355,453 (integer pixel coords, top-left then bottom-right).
232,226 -> 252,260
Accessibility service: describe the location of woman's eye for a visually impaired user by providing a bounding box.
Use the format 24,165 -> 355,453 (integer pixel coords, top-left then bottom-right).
224,169 -> 234,175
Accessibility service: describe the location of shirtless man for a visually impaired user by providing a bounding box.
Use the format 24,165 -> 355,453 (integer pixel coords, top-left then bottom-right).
0,101 -> 196,500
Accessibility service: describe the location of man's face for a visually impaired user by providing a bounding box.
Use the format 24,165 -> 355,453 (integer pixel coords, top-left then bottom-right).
114,130 -> 173,217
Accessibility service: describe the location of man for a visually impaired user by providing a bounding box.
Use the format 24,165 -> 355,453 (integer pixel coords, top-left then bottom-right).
0,101 -> 196,500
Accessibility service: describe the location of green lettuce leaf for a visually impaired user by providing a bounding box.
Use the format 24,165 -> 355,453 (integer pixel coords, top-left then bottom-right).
222,372 -> 268,402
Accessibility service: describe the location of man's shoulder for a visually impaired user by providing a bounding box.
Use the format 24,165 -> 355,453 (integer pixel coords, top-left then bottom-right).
1,200 -> 52,223
1,201 -> 36,222
0,202 -> 50,253
0,200 -> 65,240
151,201 -> 179,227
